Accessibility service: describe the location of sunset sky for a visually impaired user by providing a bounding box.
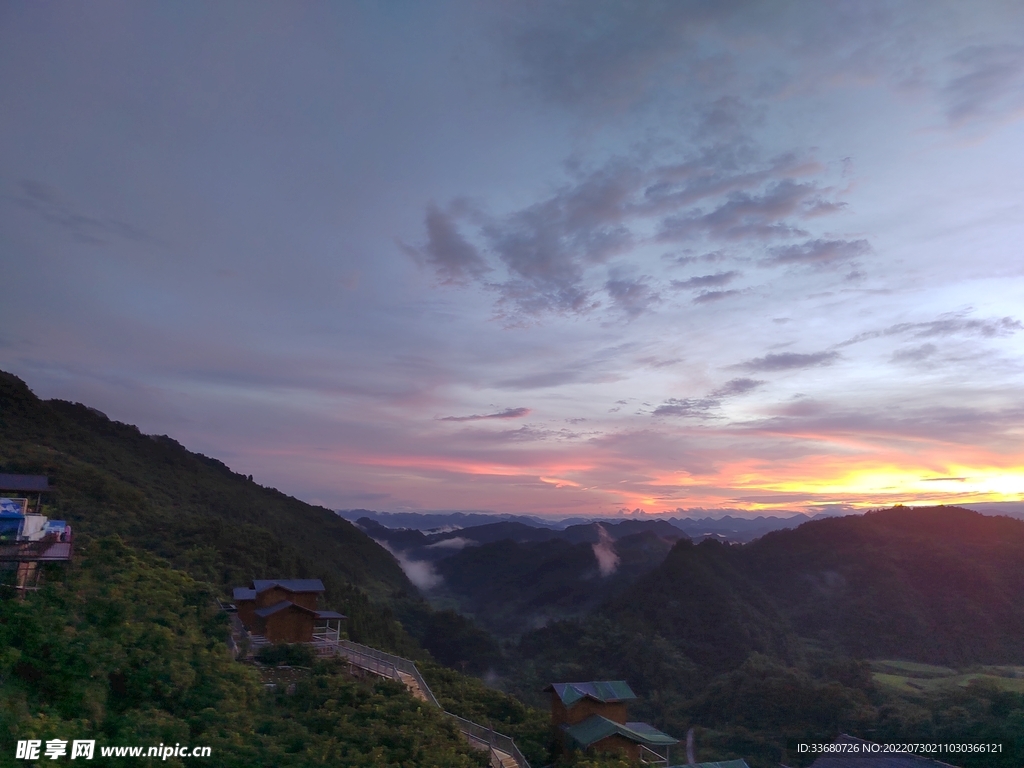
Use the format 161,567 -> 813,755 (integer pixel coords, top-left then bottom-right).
3,2 -> 1024,517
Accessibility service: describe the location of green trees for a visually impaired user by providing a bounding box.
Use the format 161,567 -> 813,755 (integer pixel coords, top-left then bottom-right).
0,539 -> 489,767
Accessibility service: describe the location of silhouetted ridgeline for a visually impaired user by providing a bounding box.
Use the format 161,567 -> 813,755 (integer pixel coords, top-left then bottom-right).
743,506 -> 1024,665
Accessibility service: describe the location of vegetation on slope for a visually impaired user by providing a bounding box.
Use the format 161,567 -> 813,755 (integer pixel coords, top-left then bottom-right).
509,507 -> 1024,766
1,538 -> 487,767
0,370 -> 416,653
433,532 -> 676,639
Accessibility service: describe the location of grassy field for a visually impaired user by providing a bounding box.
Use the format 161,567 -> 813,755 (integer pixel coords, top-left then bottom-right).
871,659 -> 1024,695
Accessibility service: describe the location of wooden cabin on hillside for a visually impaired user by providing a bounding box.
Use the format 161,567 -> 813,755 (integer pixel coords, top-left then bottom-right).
545,680 -> 678,765
232,579 -> 345,648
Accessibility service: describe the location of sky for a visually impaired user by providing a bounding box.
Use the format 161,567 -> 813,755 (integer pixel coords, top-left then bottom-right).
2,1 -> 1024,518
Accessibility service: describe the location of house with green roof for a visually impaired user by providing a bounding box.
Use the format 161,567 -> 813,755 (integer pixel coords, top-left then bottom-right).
545,680 -> 679,765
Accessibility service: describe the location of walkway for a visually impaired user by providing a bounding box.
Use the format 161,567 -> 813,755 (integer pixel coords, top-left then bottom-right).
332,639 -> 531,768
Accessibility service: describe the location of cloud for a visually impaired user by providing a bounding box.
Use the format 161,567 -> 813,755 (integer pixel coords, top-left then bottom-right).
766,238 -> 870,267
15,179 -> 160,246
712,377 -> 764,397
745,400 -> 1024,448
605,276 -> 660,318
891,343 -> 938,363
652,397 -> 719,418
657,180 -> 834,242
671,270 -> 739,289
591,523 -> 620,576
407,204 -> 490,284
410,150 -> 850,320
693,289 -> 740,304
943,44 -> 1024,127
505,1 -> 747,109
440,407 -> 531,422
912,316 -> 1022,338
426,536 -> 476,550
375,540 -> 442,591
736,350 -> 840,372
839,312 -> 1023,348
653,377 -> 763,418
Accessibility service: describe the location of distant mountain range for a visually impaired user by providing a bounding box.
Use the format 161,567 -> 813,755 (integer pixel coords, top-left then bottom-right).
338,507 -> 829,543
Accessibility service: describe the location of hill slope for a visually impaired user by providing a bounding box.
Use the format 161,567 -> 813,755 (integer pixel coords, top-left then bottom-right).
599,505 -> 1024,668
743,505 -> 1024,664
0,370 -> 416,651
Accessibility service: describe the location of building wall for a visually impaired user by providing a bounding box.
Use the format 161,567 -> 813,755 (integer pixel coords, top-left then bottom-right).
263,608 -> 315,643
288,591 -> 319,610
550,696 -> 629,728
236,599 -> 257,630
590,734 -> 640,761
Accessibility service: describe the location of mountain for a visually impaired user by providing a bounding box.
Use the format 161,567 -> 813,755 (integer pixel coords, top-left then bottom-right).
542,505 -> 1024,674
338,509 -> 563,530
434,530 -> 679,637
512,504 -> 1024,713
0,370 -> 418,652
666,513 -> 814,543
510,507 -> 1024,767
355,515 -> 687,638
741,505 -> 1024,664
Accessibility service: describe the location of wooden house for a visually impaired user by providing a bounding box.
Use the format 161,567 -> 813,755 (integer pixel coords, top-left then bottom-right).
545,680 -> 678,764
232,579 -> 345,645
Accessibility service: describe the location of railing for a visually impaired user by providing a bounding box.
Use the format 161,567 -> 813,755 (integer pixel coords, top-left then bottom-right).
247,633 -> 271,651
446,712 -> 532,768
335,641 -> 405,685
638,743 -> 669,766
338,640 -> 440,708
336,640 -> 531,768
0,534 -> 73,562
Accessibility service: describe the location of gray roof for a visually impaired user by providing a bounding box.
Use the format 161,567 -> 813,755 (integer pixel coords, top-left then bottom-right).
315,610 -> 346,620
254,600 -> 318,618
563,715 -> 677,748
0,474 -> 49,492
545,681 -> 638,706
232,587 -> 256,601
252,579 -> 325,594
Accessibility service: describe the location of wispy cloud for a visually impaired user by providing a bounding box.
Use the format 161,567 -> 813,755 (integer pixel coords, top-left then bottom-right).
410,153 -> 853,321
405,204 -> 490,285
605,276 -> 660,318
653,377 -> 764,418
15,179 -> 161,246
671,270 -> 740,290
736,351 -> 840,372
839,312 -> 1023,348
943,44 -> 1024,127
693,289 -> 740,304
439,407 -> 531,422
766,238 -> 870,267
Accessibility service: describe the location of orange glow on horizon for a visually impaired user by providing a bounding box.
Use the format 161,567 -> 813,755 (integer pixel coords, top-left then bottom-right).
254,442 -> 1023,515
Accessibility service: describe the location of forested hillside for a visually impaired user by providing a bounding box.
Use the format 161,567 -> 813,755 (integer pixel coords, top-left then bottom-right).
743,506 -> 1024,664
0,370 -> 419,652
509,507 -> 1024,766
0,539 -> 489,767
0,371 -> 548,767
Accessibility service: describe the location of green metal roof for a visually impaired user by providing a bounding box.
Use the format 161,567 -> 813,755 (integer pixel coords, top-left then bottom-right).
545,680 -> 637,706
563,715 -> 678,748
